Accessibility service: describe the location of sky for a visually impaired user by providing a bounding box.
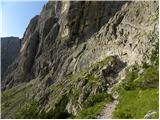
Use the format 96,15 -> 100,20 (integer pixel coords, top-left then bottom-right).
1,0 -> 47,38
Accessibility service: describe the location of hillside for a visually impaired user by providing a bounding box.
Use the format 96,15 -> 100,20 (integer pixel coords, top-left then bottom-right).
2,1 -> 159,119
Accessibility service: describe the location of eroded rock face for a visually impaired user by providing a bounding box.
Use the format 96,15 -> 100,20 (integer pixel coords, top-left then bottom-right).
1,37 -> 21,80
2,1 -> 158,119
4,1 -> 130,88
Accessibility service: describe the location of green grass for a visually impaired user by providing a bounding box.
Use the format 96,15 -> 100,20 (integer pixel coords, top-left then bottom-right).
67,56 -> 115,81
45,56 -> 115,119
83,93 -> 112,108
150,46 -> 159,66
14,100 -> 39,119
1,84 -> 33,118
113,48 -> 159,119
76,93 -> 112,119
4,53 -> 158,119
134,66 -> 158,89
14,94 -> 70,119
51,94 -> 70,119
61,56 -> 116,119
89,56 -> 114,70
113,88 -> 158,119
121,67 -> 139,90
48,84 -> 64,91
122,65 -> 158,91
76,101 -> 106,119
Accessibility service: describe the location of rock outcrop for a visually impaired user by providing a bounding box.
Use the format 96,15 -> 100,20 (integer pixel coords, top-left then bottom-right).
1,37 -> 21,80
2,1 -> 159,119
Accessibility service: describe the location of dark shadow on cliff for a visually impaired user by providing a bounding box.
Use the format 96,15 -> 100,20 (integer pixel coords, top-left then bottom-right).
65,1 -> 130,47
102,55 -> 127,88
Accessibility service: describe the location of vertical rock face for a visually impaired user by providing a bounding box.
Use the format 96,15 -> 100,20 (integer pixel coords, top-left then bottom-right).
2,1 -> 159,119
4,1 -> 129,87
1,37 -> 21,79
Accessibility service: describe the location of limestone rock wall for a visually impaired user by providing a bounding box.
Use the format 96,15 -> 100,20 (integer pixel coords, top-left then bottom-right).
1,37 -> 21,79
2,1 -> 158,119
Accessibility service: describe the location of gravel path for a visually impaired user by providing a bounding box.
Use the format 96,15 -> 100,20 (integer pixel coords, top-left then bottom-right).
97,100 -> 118,119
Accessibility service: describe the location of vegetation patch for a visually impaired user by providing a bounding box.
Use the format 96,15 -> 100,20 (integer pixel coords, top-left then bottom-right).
1,83 -> 33,118
67,56 -> 115,81
113,88 -> 158,119
76,101 -> 106,119
66,56 -> 116,118
113,48 -> 159,119
82,93 -> 112,108
121,65 -> 158,90
76,93 -> 112,119
14,94 -> 71,119
51,94 -> 70,118
14,100 -> 39,119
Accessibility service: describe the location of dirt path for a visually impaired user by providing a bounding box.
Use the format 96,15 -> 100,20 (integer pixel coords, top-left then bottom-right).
97,100 -> 118,119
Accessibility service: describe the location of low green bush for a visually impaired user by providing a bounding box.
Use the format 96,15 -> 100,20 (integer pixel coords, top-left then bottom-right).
121,62 -> 158,91
83,93 -> 112,108
121,69 -> 138,90
14,95 -> 70,119
76,101 -> 107,119
134,66 -> 158,89
14,100 -> 39,119
76,93 -> 112,119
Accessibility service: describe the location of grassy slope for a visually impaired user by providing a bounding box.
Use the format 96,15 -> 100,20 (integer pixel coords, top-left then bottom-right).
2,56 -> 115,119
113,88 -> 158,118
76,93 -> 112,119
1,83 -> 33,118
113,48 -> 159,119
2,48 -> 158,119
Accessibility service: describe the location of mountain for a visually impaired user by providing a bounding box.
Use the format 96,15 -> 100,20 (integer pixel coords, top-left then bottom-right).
1,37 -> 22,80
2,1 -> 159,119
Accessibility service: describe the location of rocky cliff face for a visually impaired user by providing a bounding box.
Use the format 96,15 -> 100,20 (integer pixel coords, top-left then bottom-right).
2,1 -> 159,119
1,37 -> 21,80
